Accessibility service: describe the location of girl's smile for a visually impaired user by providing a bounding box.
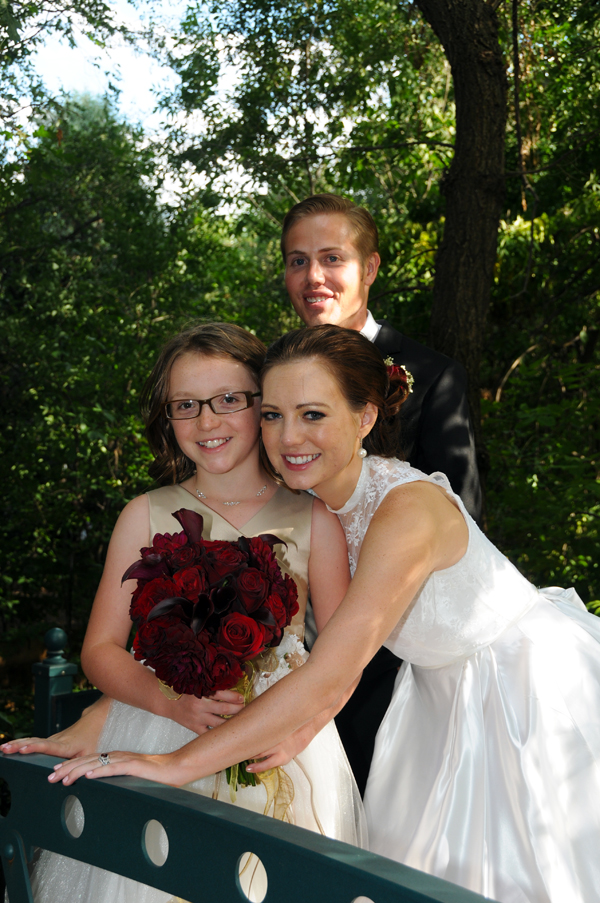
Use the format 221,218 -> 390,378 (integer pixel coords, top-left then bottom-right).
168,353 -> 262,477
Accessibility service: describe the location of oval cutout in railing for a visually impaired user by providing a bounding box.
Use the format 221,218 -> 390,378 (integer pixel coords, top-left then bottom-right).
237,850 -> 268,902
142,818 -> 169,867
62,794 -> 84,838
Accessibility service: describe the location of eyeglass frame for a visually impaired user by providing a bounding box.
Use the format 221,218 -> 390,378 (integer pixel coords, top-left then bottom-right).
162,391 -> 261,421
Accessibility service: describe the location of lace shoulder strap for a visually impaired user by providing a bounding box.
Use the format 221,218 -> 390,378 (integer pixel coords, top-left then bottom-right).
336,457 -> 457,575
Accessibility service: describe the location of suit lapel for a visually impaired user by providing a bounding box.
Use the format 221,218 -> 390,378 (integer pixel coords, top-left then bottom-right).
373,320 -> 405,359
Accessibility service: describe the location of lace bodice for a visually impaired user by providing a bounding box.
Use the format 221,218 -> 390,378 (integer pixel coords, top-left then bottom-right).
329,456 -> 539,668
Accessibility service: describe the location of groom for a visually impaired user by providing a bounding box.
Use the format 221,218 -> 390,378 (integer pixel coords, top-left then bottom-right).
280,194 -> 482,794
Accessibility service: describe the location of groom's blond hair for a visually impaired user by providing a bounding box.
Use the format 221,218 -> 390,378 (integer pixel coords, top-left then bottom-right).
281,194 -> 379,266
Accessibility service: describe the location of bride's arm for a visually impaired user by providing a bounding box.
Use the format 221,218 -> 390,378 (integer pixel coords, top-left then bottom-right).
50,482 -> 467,786
247,498 -> 356,770
79,495 -> 244,735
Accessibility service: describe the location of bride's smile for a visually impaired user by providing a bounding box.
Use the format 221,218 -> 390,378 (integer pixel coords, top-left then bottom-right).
261,359 -> 376,511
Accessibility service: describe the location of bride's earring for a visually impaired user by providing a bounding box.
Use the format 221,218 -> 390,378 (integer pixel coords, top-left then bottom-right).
357,438 -> 367,459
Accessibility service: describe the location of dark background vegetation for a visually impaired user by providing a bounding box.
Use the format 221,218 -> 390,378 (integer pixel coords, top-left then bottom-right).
1,0 -> 599,734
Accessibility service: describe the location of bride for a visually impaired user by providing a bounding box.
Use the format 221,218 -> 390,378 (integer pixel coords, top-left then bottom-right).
13,324 -> 600,902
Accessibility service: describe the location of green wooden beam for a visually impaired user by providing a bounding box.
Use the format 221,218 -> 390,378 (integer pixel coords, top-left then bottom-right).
0,753 -> 493,903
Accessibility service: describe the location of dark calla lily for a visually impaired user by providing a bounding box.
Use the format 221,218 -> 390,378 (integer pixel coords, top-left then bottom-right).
122,555 -> 170,585
146,593 -> 216,637
253,606 -> 277,628
257,533 -> 287,549
172,509 -> 205,544
190,592 -> 215,635
211,584 -> 237,614
147,596 -> 192,622
237,536 -> 250,556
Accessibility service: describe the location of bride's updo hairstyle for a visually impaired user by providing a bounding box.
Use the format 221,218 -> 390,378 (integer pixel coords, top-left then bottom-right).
142,323 -> 266,485
262,325 -> 409,458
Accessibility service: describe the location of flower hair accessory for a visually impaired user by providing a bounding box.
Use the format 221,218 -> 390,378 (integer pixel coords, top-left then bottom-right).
384,356 -> 414,395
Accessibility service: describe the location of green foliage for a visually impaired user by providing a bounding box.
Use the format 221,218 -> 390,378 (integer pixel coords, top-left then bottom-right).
481,2 -> 600,600
484,352 -> 600,599
0,96 -> 295,657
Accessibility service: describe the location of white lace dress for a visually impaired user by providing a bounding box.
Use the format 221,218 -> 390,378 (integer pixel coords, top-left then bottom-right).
333,455 -> 600,903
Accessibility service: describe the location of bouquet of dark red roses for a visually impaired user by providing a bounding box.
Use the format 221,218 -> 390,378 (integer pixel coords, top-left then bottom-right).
123,508 -> 299,792
124,508 -> 299,699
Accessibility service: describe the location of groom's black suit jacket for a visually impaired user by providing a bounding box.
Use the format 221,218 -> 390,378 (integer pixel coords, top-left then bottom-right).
334,319 -> 482,796
374,319 -> 482,522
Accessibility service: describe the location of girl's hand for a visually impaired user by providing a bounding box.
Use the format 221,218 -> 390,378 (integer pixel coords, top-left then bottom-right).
1,696 -> 112,760
47,748 -> 195,788
1,735 -> 90,759
169,690 -> 245,734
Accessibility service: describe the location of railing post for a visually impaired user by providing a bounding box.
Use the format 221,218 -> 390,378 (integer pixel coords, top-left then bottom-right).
1,830 -> 34,903
31,628 -> 77,737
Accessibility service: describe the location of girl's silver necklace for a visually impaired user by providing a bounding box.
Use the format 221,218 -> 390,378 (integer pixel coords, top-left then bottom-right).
195,484 -> 268,507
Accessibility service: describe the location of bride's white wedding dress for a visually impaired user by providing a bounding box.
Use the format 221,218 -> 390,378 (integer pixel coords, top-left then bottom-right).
333,455 -> 600,903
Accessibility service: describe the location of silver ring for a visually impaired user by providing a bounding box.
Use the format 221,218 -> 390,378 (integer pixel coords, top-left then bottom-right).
98,753 -> 111,766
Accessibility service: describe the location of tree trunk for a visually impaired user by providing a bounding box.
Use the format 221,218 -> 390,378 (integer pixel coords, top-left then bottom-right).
415,0 -> 507,478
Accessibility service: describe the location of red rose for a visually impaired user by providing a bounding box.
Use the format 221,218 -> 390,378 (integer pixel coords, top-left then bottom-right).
151,531 -> 188,555
173,567 -> 206,601
282,573 -> 299,619
130,583 -> 143,608
155,623 -> 209,697
218,613 -> 267,660
235,568 -> 270,612
137,621 -> 211,697
204,645 -> 244,691
169,545 -> 202,570
263,592 -> 289,629
133,614 -> 171,661
203,541 -> 248,581
130,576 -> 177,622
247,536 -> 277,571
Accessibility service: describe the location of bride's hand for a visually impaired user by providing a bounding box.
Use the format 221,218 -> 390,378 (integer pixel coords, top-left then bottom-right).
169,690 -> 245,734
47,748 -> 196,788
246,723 -> 317,772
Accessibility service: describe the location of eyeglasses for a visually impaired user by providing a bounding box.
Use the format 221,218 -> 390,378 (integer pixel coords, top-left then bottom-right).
163,391 -> 261,420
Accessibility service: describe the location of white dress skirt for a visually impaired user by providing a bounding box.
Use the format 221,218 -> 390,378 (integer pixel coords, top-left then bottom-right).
332,455 -> 600,903
29,636 -> 366,903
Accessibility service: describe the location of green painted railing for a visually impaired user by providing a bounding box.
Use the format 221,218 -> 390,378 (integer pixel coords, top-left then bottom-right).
0,752 -> 490,903
4,628 -> 493,902
32,629 -> 101,737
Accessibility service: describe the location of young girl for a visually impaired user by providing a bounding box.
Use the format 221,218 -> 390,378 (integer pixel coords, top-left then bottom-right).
13,323 -> 364,903
53,325 -> 600,903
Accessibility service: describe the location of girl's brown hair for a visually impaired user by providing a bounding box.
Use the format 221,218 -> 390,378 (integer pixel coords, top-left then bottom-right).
141,323 -> 266,485
262,325 -> 409,458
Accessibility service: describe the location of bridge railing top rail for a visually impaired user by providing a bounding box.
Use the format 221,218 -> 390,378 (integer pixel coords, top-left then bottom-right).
0,752 -> 490,903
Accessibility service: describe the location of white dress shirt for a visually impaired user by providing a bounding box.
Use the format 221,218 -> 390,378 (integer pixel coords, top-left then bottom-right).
360,309 -> 382,342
